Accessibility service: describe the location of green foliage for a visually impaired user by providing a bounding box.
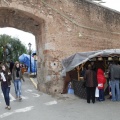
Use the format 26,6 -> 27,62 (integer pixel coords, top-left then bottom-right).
0,34 -> 27,62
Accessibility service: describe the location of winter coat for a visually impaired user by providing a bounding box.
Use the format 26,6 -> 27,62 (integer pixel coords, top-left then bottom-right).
97,68 -> 106,89
110,64 -> 120,81
0,70 -> 12,86
84,69 -> 97,87
12,68 -> 25,81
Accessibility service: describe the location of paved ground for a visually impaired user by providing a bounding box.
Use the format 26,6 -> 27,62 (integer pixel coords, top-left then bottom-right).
30,76 -> 120,120
0,75 -> 120,120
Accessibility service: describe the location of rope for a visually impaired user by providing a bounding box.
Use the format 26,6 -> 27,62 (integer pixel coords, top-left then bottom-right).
41,0 -> 120,35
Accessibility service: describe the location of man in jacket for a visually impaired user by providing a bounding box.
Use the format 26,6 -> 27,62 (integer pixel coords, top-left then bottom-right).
84,64 -> 98,103
110,61 -> 120,101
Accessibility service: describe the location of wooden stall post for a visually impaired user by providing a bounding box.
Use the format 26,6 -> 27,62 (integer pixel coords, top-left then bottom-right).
76,63 -> 86,81
76,66 -> 80,81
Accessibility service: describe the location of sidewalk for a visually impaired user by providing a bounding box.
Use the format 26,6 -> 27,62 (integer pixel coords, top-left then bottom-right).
23,72 -> 80,100
23,73 -> 120,120
23,72 -> 38,89
24,72 -> 120,102
1,74 -> 120,120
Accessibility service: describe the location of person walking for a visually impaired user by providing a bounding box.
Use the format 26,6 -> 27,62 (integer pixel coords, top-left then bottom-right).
84,64 -> 98,104
97,68 -> 106,101
12,61 -> 25,100
9,60 -> 14,73
0,64 -> 12,110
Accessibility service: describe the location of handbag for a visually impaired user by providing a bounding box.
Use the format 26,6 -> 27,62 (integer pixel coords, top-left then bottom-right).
95,87 -> 99,97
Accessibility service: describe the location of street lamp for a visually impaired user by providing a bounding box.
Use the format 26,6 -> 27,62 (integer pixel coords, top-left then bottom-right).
28,43 -> 32,73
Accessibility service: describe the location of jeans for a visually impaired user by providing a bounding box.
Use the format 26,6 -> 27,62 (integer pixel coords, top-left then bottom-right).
1,85 -> 10,106
99,89 -> 105,101
111,80 -> 120,101
14,79 -> 22,97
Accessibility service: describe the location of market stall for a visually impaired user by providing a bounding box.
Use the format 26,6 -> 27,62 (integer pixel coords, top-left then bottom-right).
61,49 -> 120,98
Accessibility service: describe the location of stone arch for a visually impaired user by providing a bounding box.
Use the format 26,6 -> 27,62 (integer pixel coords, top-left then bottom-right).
0,6 -> 46,91
0,0 -> 66,95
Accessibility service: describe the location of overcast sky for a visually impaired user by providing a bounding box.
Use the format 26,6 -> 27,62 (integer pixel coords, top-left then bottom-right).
0,0 -> 120,51
95,0 -> 120,12
0,27 -> 36,51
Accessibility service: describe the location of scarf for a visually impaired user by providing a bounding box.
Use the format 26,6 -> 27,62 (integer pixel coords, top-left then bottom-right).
16,67 -> 20,77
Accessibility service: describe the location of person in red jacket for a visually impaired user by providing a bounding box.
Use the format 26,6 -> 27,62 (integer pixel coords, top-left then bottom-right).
97,68 -> 106,101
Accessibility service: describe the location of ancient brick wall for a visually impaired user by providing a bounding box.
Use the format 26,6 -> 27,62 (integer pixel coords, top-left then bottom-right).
40,0 -> 120,94
43,0 -> 120,57
0,0 -> 120,94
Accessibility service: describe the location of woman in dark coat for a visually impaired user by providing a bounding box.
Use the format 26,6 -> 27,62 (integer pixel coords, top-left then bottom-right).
0,64 -> 12,110
84,64 -> 98,103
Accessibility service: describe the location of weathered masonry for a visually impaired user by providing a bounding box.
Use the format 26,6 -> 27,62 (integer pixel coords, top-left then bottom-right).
0,0 -> 120,94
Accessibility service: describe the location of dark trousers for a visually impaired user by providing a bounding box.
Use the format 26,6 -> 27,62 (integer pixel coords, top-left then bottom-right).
1,85 -> 10,106
86,87 -> 96,103
99,89 -> 105,101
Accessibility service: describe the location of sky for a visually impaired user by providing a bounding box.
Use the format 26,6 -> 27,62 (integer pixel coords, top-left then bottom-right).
95,0 -> 120,12
0,0 -> 120,51
0,27 -> 36,51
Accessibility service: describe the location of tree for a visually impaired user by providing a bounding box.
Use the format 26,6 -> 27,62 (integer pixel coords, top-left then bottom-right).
0,34 -> 27,63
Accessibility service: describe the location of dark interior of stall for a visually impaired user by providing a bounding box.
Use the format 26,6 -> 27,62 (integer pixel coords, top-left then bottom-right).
62,55 -> 120,99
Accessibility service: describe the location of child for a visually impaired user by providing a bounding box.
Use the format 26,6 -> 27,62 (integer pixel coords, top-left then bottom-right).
97,68 -> 106,101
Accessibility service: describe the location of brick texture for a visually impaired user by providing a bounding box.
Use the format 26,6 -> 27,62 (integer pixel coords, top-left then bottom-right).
0,0 -> 120,94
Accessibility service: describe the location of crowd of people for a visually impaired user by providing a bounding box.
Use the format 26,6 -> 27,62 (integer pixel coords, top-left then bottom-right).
84,60 -> 120,104
0,61 -> 25,110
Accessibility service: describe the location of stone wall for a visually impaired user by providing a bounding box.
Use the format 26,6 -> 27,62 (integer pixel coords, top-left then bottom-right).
43,0 -> 120,56
0,0 -> 120,95
40,0 -> 120,94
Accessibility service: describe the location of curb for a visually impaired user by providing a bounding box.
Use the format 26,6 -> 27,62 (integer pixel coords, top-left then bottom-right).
30,78 -> 37,89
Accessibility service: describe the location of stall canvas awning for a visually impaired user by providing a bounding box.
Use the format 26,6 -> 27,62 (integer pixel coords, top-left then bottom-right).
61,49 -> 120,76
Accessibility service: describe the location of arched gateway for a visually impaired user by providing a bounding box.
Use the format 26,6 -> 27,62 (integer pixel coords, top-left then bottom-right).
0,0 -> 64,94
1,0 -> 120,95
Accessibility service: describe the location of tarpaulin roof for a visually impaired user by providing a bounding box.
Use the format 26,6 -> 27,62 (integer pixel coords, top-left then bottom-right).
61,49 -> 120,76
